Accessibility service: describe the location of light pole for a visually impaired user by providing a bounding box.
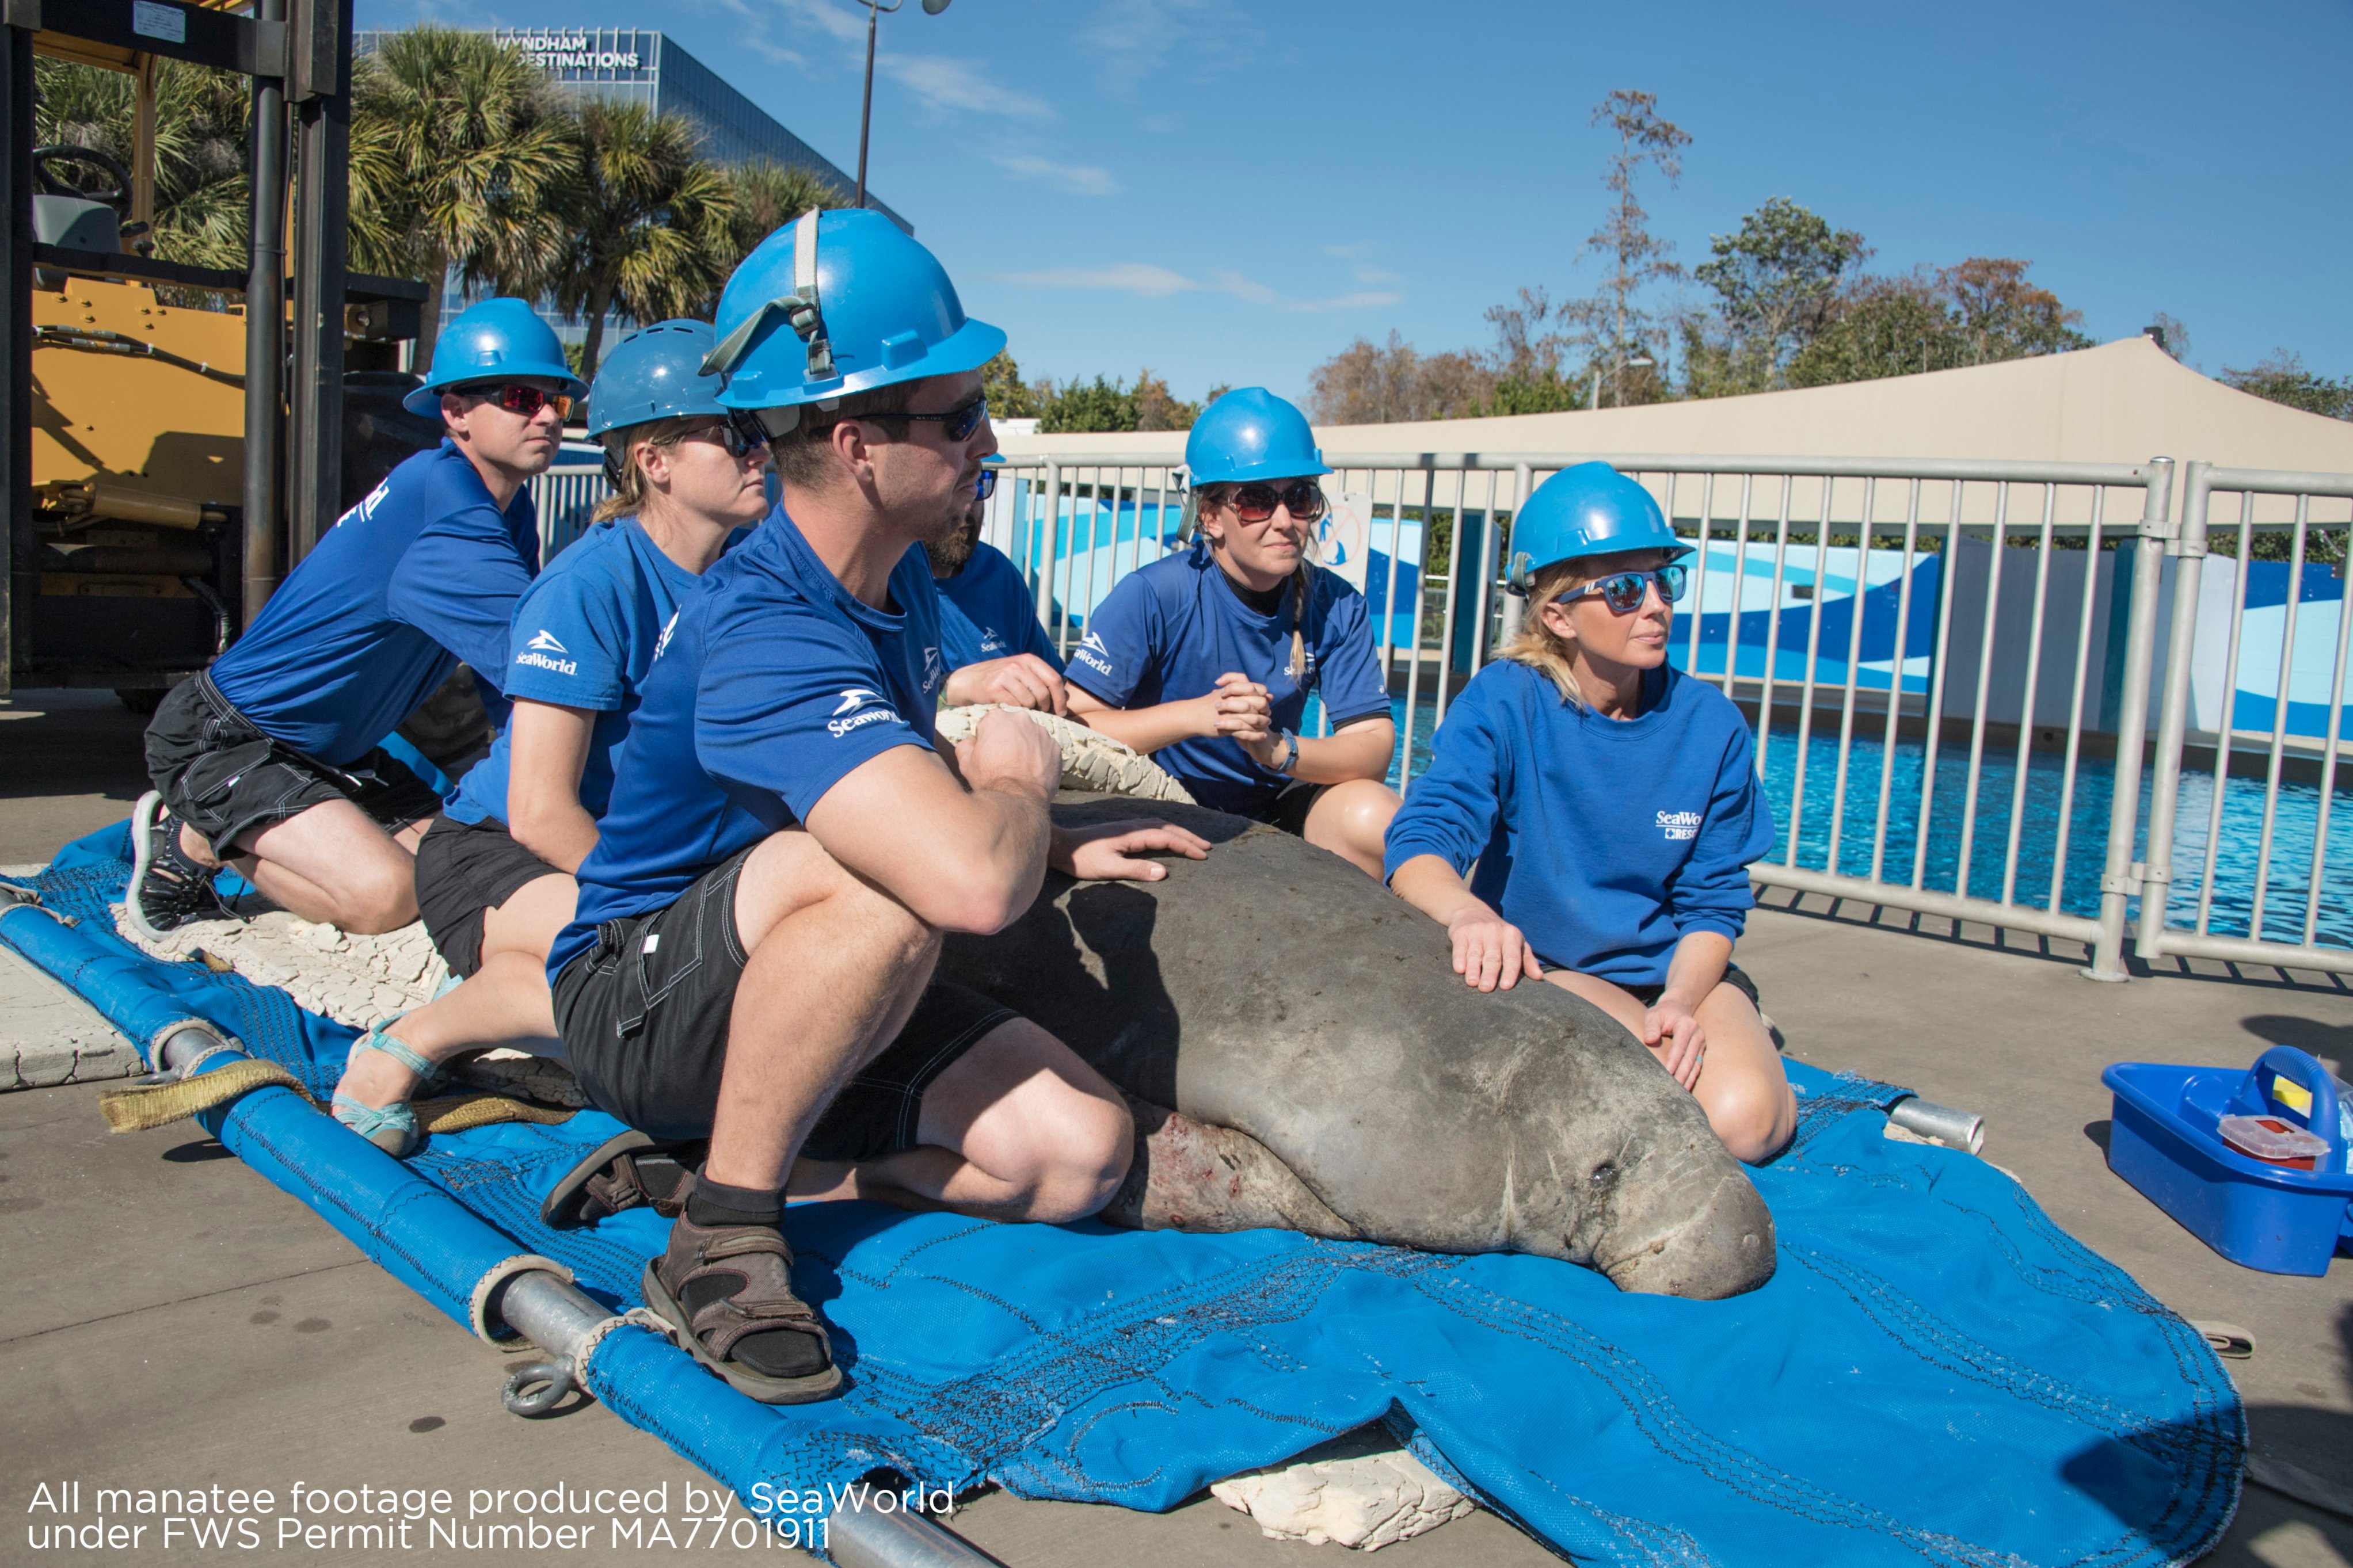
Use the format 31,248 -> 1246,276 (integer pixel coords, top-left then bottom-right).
854,0 -> 953,210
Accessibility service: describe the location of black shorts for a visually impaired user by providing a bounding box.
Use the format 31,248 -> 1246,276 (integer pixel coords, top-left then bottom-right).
550,844 -> 1019,1159
413,814 -> 566,978
1261,780 -> 1330,837
144,673 -> 444,859
1620,963 -> 1764,1013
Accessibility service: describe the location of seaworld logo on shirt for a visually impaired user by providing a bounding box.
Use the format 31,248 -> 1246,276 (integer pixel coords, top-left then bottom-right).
1072,630 -> 1113,676
514,628 -> 577,676
922,645 -> 944,695
652,610 -> 680,661
977,630 -> 1008,655
330,479 -> 393,532
828,688 -> 900,737
1657,810 -> 1702,841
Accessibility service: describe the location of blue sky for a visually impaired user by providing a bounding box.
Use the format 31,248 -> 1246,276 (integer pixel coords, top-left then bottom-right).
355,0 -> 2352,406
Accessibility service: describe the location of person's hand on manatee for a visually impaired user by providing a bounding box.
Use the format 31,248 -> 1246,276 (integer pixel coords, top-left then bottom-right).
1051,819 -> 1213,882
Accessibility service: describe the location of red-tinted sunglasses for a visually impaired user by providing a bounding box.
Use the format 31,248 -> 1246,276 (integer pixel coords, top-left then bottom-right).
467,382 -> 574,421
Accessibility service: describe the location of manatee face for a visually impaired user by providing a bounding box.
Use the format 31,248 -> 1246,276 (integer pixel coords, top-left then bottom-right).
939,796 -> 1777,1300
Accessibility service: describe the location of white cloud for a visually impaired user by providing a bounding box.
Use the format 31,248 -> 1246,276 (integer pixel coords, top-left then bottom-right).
997,262 -> 1401,314
711,0 -> 809,70
1079,0 -> 1255,81
1353,266 -> 1404,285
877,54 -> 1054,121
989,153 -> 1122,197
775,0 -> 868,45
998,263 -> 1203,298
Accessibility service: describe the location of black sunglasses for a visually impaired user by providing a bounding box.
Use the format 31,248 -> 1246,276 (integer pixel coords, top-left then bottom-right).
1224,479 -> 1326,524
683,411 -> 769,459
467,381 -> 573,421
1556,564 -> 1686,613
898,394 -> 991,444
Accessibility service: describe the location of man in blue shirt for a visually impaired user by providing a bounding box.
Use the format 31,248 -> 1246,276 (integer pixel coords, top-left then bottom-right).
932,458 -> 1068,714
549,211 -> 1207,1405
326,321 -> 770,1160
130,300 -> 587,938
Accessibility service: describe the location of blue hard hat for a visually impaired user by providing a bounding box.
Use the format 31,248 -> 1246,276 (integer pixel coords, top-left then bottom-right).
704,208 -> 1004,421
403,297 -> 588,416
1184,387 -> 1330,486
1506,461 -> 1689,592
585,319 -> 729,438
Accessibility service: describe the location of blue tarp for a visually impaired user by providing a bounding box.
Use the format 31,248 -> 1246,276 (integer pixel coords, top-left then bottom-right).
2,823 -> 2241,1566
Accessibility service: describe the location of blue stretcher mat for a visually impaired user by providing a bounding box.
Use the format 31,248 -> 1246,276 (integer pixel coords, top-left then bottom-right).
3,823 -> 2242,1566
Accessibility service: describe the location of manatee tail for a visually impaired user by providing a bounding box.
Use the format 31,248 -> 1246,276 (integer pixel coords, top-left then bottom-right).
1101,1096 -> 1362,1241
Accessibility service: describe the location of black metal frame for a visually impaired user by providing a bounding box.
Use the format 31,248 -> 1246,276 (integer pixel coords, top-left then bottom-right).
6,0 -> 391,688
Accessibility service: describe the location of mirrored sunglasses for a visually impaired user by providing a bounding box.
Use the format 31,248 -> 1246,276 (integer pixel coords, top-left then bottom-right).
974,467 -> 999,502
1228,479 -> 1326,524
473,381 -> 572,421
1558,564 -> 1686,613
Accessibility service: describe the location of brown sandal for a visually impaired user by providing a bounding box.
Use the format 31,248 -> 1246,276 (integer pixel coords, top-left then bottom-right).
641,1211 -> 843,1405
541,1131 -> 700,1229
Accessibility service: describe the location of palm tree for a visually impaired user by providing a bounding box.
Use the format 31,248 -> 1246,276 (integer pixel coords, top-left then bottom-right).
349,27 -> 575,368
32,57 -> 252,271
544,100 -> 733,382
721,158 -> 850,269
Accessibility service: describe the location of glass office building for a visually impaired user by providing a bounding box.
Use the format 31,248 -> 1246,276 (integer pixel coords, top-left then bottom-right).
357,28 -> 910,356
355,29 -> 906,231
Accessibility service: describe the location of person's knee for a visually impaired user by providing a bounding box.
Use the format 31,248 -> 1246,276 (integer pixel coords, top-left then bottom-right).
1023,1088 -> 1134,1223
740,831 -> 939,963
1708,1077 -> 1796,1165
337,857 -> 421,934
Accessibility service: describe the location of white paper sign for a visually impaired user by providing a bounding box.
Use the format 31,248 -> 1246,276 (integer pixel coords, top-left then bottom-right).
131,1 -> 187,43
1314,491 -> 1374,593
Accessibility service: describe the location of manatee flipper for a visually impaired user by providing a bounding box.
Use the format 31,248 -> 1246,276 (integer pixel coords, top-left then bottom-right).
1101,1096 -> 1361,1241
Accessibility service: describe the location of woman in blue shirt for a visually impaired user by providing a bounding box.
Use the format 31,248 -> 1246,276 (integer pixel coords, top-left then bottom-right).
1067,389 -> 1400,876
1385,462 -> 1794,1163
330,321 -> 770,1155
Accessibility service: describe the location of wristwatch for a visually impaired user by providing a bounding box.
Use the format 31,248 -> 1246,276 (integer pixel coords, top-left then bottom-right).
1275,727 -> 1301,776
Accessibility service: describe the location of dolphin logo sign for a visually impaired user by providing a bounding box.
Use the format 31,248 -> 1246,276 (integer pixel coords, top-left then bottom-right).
832,688 -> 882,716
526,629 -> 569,655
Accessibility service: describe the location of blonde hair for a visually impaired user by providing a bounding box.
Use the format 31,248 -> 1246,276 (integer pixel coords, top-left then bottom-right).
1501,558 -> 1596,707
592,416 -> 710,525
1194,480 -> 1318,681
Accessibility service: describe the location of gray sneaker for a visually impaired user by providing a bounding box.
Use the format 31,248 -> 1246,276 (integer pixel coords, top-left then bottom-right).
126,791 -> 232,940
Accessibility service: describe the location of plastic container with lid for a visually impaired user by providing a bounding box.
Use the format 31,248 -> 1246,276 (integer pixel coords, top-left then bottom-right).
2103,1046 -> 2353,1276
2218,1114 -> 2330,1170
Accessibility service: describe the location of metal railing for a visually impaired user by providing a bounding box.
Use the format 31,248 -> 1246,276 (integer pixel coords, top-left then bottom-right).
532,465 -> 612,560
2134,464 -> 2353,976
537,445 -> 2353,982
985,450 -> 2183,978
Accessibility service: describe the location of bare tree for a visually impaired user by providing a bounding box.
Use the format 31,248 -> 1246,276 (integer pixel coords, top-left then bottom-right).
1577,90 -> 1689,406
1307,331 -> 1493,425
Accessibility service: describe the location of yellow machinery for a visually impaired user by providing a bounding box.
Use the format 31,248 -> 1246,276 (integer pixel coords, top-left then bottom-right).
5,0 -> 428,701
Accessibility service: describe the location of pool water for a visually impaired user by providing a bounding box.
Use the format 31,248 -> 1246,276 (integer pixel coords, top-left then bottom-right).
1341,693 -> 2353,951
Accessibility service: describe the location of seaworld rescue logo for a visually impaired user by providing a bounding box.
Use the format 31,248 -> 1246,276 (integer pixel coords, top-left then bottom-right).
514,628 -> 577,677
828,688 -> 899,737
1072,631 -> 1113,677
1657,810 -> 1701,841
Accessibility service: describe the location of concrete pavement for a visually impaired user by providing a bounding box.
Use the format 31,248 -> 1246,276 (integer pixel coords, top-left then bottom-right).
2,686 -> 2348,1565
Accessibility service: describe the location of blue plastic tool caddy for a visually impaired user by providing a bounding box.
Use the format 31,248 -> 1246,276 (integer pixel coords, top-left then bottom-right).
2103,1046 -> 2353,1276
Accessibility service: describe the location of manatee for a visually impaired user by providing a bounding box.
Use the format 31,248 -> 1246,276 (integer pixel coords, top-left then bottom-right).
938,795 -> 1777,1299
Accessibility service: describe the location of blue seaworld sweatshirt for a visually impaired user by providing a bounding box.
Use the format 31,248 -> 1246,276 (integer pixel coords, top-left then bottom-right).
1382,659 -> 1775,987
